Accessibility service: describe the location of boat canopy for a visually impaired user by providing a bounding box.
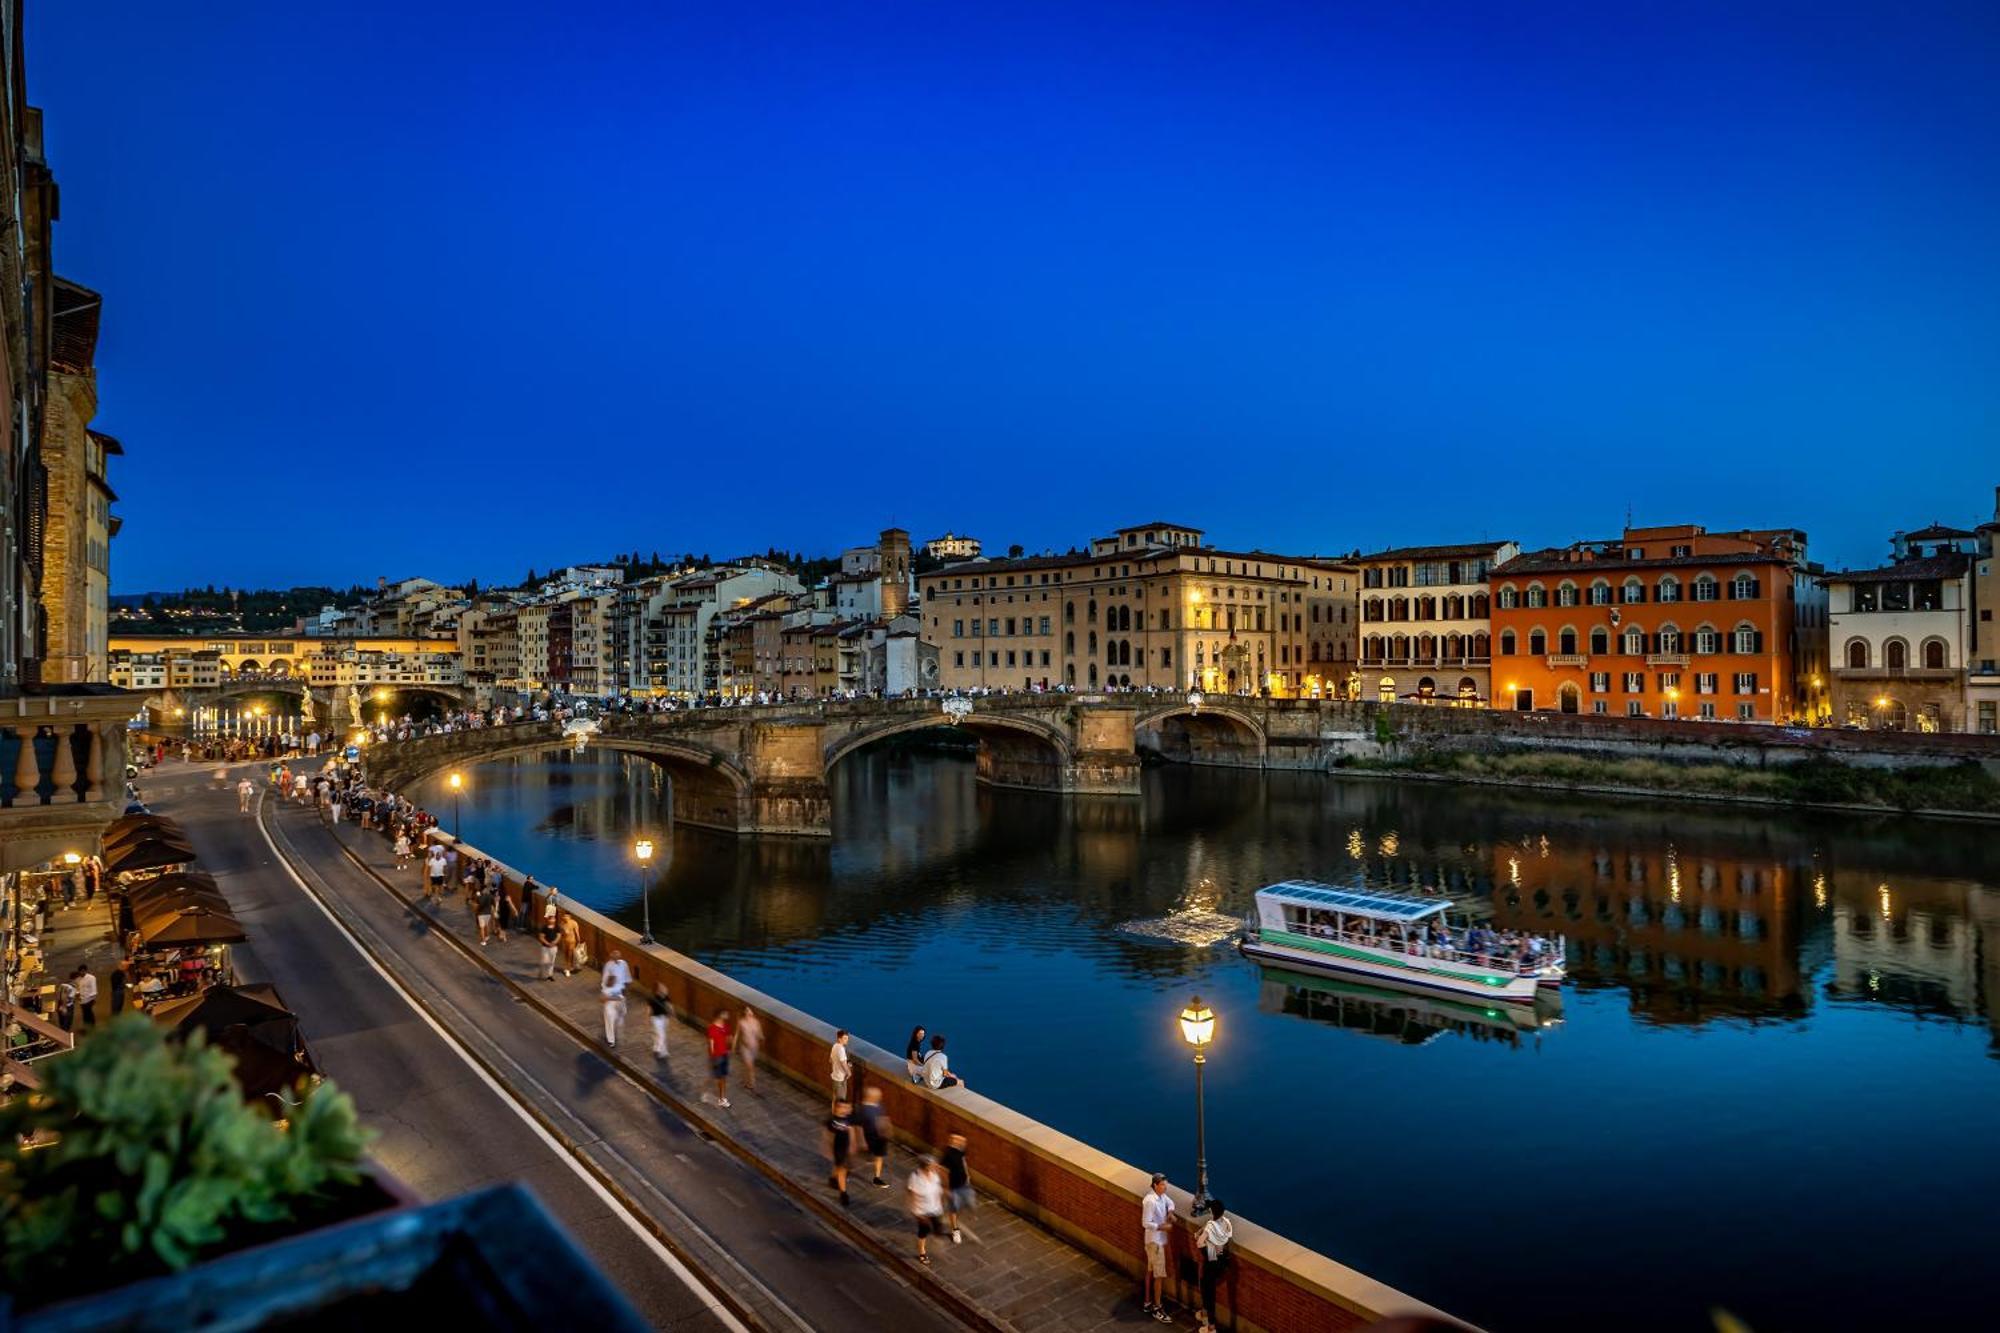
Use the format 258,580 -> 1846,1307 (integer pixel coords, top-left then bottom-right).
1255,881 -> 1450,924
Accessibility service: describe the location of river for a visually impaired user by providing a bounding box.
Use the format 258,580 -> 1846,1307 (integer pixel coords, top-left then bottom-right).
410,745 -> 2000,1332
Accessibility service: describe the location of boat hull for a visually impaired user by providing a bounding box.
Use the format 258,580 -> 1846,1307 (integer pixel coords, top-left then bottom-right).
1240,934 -> 1543,1004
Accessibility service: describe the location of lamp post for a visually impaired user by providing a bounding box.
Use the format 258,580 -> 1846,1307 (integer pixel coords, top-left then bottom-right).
634,837 -> 656,945
1178,994 -> 1216,1217
447,771 -> 464,840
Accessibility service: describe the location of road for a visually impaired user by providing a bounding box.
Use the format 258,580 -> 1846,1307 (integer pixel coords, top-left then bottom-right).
142,761 -> 960,1333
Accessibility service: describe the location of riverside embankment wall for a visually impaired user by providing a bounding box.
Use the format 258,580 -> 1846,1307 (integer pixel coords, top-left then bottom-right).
420,828 -> 1459,1333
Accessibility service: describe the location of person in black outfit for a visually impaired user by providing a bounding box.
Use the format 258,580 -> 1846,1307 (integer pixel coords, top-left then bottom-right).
827,1100 -> 854,1207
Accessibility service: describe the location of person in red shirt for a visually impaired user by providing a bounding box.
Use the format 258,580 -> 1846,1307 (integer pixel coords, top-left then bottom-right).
704,1009 -> 733,1108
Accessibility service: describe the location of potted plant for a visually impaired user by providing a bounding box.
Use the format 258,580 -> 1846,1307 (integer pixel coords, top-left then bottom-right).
0,1014 -> 378,1313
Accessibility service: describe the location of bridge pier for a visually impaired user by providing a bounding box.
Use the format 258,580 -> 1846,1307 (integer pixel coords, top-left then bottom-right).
738,721 -> 832,837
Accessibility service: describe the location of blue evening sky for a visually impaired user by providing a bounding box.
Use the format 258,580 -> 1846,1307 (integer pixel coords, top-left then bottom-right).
29,2 -> 2000,590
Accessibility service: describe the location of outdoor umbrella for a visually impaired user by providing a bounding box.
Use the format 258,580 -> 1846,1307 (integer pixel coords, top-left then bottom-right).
102,813 -> 188,847
148,983 -> 319,1104
136,903 -> 247,947
131,891 -> 234,932
103,837 -> 197,875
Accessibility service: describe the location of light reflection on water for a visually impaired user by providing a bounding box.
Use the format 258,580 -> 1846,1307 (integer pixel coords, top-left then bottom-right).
414,748 -> 2000,1333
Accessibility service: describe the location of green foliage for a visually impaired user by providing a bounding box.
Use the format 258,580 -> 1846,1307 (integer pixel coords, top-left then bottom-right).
0,1015 -> 373,1306
1372,710 -> 1399,747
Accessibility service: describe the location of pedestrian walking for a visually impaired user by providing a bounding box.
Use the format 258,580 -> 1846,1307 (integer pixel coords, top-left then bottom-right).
476,882 -> 496,945
827,1099 -> 855,1207
75,966 -> 98,1028
536,914 -> 561,980
829,1028 -> 852,1106
905,1025 -> 928,1082
424,844 -> 448,903
857,1086 -> 892,1188
559,913 -> 582,976
108,961 -> 127,1016
329,792 -> 344,824
55,973 -> 77,1032
394,831 -> 413,869
648,982 -> 672,1059
237,778 -> 254,813
908,1155 -> 946,1266
599,949 -> 631,1047
1195,1201 -> 1234,1333
1142,1171 -> 1176,1322
703,1009 -> 733,1107
735,1004 -> 764,1093
494,880 -> 514,942
941,1131 -> 974,1243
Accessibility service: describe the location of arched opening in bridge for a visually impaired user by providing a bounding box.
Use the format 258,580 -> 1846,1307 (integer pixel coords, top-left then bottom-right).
1136,708 -> 1264,769
825,715 -> 1073,798
397,740 -> 752,838
364,686 -> 458,726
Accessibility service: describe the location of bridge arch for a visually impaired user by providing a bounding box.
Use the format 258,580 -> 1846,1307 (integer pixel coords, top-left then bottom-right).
823,711 -> 1076,792
1135,703 -> 1267,768
370,729 -> 756,835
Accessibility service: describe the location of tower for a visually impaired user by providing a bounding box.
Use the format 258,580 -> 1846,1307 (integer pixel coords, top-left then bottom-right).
878,528 -> 911,618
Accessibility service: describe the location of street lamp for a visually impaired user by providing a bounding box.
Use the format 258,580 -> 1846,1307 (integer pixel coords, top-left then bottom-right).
634,837 -> 656,945
447,771 -> 464,840
1177,994 -> 1216,1217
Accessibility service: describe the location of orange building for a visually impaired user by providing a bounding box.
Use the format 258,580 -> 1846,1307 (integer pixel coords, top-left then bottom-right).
1487,524 -> 1825,722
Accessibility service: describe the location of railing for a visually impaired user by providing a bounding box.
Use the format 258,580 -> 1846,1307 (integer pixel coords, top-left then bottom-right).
1357,655 -> 1491,669
1645,653 -> 1691,667
1545,653 -> 1589,668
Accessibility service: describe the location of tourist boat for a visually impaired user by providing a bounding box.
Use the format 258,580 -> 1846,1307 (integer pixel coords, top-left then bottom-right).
1239,881 -> 1564,1004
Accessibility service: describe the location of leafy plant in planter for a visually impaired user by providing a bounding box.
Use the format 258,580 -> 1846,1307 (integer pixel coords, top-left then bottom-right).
0,1013 -> 374,1309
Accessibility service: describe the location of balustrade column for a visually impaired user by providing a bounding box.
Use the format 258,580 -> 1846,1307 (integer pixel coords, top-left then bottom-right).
84,726 -> 105,802
49,724 -> 79,803
12,725 -> 41,806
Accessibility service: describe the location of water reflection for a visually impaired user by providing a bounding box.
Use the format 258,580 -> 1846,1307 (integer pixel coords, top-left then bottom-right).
413,746 -> 2000,1333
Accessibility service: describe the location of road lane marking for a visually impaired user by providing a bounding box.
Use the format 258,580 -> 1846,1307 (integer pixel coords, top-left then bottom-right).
254,795 -> 754,1333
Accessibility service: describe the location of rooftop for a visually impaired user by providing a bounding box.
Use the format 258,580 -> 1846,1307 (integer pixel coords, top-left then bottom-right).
1899,523 -> 1976,541
1353,541 -> 1514,564
1826,552 -> 1970,584
1495,547 -> 1791,577
1257,880 -> 1449,922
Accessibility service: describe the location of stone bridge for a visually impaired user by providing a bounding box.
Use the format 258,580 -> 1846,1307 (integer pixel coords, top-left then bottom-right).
145,678 -> 475,730
361,693 -> 1299,836
357,691 -> 2000,837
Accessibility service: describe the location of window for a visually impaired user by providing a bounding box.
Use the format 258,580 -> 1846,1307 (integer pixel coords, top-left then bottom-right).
1040,651 -> 1051,666
1661,699 -> 1679,719
1657,577 -> 1680,603
1627,701 -> 1644,716
1621,580 -> 1645,604
952,619 -> 964,637
1622,628 -> 1645,655
1593,700 -> 1608,714
1696,672 -> 1719,695
1559,628 -> 1578,654
1161,647 -> 1172,668
1730,574 -> 1759,600
1692,576 -> 1719,602
1623,672 -> 1644,693
1694,628 -> 1720,654
1845,638 -> 1868,669
1658,671 -> 1681,691
1529,629 -> 1547,655
1733,625 -> 1758,654
1658,626 -> 1681,653
1005,618 -> 1016,635
1039,616 -> 1051,634
1699,702 -> 1717,719
953,651 -> 964,667
1557,583 -> 1578,607
988,618 -> 999,635
1737,703 -> 1755,720
1590,672 -> 1611,693
1006,651 -> 1017,668
1733,672 -> 1757,694
1923,639 -> 1947,670
1588,581 -> 1612,606
1590,627 -> 1610,654
1526,584 -> 1547,608
1500,630 -> 1517,655
1498,586 -> 1518,609
1886,640 -> 1907,669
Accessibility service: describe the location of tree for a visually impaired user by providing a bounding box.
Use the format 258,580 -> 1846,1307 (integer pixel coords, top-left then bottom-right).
1008,543 -> 1025,558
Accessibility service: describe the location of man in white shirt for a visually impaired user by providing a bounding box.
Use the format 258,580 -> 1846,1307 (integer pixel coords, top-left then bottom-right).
1141,1172 -> 1176,1322
830,1029 -> 852,1105
599,949 -> 632,1046
76,967 -> 99,1027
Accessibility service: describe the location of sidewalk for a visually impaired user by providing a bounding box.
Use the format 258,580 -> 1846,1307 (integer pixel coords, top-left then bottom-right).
317,809 -> 1174,1333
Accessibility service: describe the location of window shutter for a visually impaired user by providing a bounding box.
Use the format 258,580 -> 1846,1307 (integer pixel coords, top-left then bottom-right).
1753,631 -> 1765,653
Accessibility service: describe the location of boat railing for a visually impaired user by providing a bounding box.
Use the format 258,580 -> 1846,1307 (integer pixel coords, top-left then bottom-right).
1293,927 -> 1562,977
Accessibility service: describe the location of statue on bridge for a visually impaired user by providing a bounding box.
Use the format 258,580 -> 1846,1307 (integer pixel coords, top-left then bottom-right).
347,684 -> 364,728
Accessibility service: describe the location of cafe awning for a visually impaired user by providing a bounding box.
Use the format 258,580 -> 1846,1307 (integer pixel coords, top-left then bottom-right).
103,814 -> 189,849
104,837 -> 197,874
136,903 -> 247,946
147,983 -> 319,1103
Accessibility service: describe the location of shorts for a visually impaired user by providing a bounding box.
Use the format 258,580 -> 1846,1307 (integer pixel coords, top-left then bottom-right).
950,1185 -> 976,1213
916,1216 -> 943,1239
428,873 -> 443,886
711,1055 -> 731,1078
477,914 -> 492,928
1146,1239 -> 1168,1279
863,1133 -> 888,1157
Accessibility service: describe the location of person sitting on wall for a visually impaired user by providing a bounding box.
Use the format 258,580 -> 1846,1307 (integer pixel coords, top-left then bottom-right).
920,1035 -> 963,1090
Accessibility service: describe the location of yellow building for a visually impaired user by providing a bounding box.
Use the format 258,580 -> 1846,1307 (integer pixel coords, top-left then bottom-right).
108,634 -> 463,685
916,522 -> 1357,695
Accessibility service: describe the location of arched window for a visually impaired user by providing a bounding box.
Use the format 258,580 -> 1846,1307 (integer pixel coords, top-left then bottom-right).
1694,626 -> 1720,654
1443,594 -> 1464,619
1886,639 -> 1907,669
1390,595 -> 1409,621
1497,586 -> 1518,610
1559,628 -> 1578,654
1064,631 -> 1075,655
1657,576 -> 1681,604
1444,632 -> 1464,660
1923,638 -> 1947,670
1390,634 -> 1410,662
1845,638 -> 1868,669
1363,598 -> 1383,622
1622,579 -> 1645,605
1088,631 -> 1098,655
1558,682 -> 1580,714
1588,581 -> 1612,606
1415,595 -> 1436,620
1416,633 -> 1436,661
1065,601 -> 1076,624
1557,582 -> 1578,607
1731,573 -> 1759,600
1087,599 -> 1098,624
1379,676 -> 1397,702
1658,624 -> 1681,653
1733,623 -> 1758,654
1417,676 -> 1437,698
1692,574 -> 1720,602
1623,628 -> 1645,655
1590,627 -> 1609,654
1473,631 -> 1490,659
1499,630 -> 1516,656
1471,593 -> 1490,619
1457,676 -> 1478,700
1529,629 -> 1548,655
1089,663 -> 1099,687
1526,583 -> 1548,608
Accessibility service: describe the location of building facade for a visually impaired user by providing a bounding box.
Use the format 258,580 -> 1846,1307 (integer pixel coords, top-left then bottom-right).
1353,541 -> 1516,705
917,522 -> 1355,695
924,532 -> 982,562
1971,489 -> 2000,734
1489,524 -> 1822,722
1825,524 -> 1978,731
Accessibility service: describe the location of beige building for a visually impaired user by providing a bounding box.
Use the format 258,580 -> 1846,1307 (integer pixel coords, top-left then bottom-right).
1973,488 -> 2000,734
1825,523 -> 1977,732
35,280 -> 119,683
1354,540 -> 1518,705
917,522 -> 1357,695
924,532 -> 982,562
